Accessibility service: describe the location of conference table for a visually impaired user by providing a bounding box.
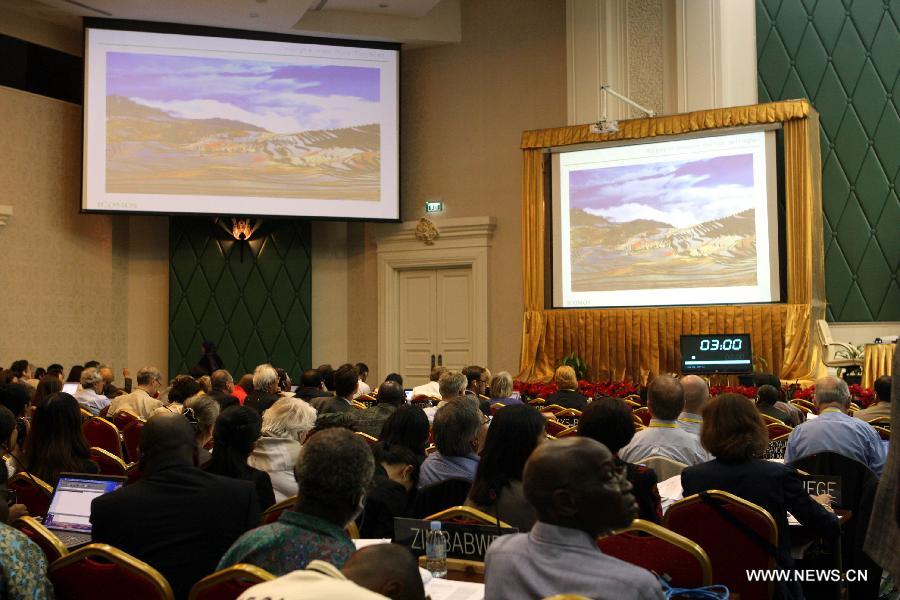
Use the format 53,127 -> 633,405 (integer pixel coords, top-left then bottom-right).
863,343 -> 895,388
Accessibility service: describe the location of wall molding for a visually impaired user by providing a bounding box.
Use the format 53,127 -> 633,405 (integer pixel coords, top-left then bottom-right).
373,216 -> 496,377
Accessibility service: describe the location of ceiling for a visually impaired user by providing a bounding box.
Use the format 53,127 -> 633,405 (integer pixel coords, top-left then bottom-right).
5,0 -> 457,45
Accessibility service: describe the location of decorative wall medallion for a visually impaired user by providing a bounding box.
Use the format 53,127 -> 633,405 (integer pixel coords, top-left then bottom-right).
415,217 -> 439,245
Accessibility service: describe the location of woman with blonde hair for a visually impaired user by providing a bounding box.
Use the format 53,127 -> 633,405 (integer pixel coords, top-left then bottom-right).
488,371 -> 523,407
248,396 -> 317,502
544,365 -> 588,410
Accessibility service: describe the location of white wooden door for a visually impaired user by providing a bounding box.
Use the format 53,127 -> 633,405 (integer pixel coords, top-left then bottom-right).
398,267 -> 473,386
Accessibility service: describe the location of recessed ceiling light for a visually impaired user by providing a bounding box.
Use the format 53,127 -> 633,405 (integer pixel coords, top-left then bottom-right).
249,11 -> 259,17
379,3 -> 389,7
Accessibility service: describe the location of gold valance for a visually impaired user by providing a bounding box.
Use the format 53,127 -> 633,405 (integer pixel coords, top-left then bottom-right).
519,100 -> 825,383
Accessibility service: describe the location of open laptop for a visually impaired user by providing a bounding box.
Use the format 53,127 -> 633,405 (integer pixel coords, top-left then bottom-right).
42,473 -> 126,548
62,382 -> 78,395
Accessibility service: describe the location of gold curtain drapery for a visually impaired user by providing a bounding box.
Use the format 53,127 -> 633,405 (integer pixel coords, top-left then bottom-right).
863,344 -> 895,389
519,100 -> 826,384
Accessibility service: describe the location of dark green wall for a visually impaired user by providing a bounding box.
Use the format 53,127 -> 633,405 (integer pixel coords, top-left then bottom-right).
169,218 -> 312,379
757,0 -> 899,321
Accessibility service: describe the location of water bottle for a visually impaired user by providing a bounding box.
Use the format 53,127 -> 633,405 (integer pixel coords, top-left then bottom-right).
425,520 -> 449,578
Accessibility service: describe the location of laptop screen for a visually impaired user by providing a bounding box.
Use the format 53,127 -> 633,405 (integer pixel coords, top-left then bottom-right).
43,474 -> 125,533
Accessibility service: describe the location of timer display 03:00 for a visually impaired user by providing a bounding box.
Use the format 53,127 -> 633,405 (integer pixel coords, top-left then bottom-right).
698,338 -> 744,351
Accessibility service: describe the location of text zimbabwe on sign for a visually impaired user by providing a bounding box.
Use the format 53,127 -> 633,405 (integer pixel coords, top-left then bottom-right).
394,518 -> 518,562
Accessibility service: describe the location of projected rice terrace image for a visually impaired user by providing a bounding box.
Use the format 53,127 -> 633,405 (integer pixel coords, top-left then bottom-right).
568,154 -> 758,291
105,53 -> 381,200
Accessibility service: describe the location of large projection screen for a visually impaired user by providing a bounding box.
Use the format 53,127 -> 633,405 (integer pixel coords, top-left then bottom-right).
552,129 -> 781,308
83,21 -> 399,220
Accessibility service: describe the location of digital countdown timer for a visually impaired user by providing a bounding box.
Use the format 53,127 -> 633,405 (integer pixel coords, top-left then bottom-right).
680,334 -> 753,374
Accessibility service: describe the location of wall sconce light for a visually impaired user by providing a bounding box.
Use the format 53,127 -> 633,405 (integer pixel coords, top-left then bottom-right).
217,217 -> 263,262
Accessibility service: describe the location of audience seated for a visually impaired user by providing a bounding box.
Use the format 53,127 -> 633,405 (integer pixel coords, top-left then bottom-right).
315,364 -> 336,392
244,364 -> 281,415
578,396 -> 663,523
295,368 -> 331,403
378,405 -> 430,461
206,406 -> 276,511
0,405 -> 23,481
411,366 -> 446,401
31,375 -> 62,410
248,397 -> 317,502
182,394 -> 220,467
206,369 -> 240,411
676,375 -> 709,435
854,375 -> 891,422
0,383 -> 29,422
353,362 -> 372,399
466,404 -> 543,531
73,367 -> 110,415
383,373 -> 403,388
756,384 -> 791,424
237,544 -> 424,600
24,392 -> 99,486
91,414 -> 261,600
353,381 -> 404,438
544,366 -> 588,410
360,443 -> 419,538
487,371 -> 523,407
0,459 -> 55,600
418,397 -> 482,489
312,364 -> 358,415
619,375 -> 711,466
484,437 -> 663,599
682,393 -> 839,598
785,376 -> 887,475
64,365 -> 83,384
755,373 -> 803,426
155,374 -> 202,416
46,364 -> 65,380
218,428 -> 374,575
109,366 -> 164,419
462,365 -> 488,399
99,364 -> 131,398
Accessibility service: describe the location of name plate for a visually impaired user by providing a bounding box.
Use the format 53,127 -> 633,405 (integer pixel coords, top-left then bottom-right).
556,416 -> 579,427
763,439 -> 787,460
799,475 -> 842,506
393,518 -> 518,562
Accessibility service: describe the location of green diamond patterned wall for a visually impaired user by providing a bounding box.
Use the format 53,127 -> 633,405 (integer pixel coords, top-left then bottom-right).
168,218 -> 312,380
758,0 -> 899,322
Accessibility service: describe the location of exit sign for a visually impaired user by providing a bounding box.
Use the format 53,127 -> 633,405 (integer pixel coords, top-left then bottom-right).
425,200 -> 443,213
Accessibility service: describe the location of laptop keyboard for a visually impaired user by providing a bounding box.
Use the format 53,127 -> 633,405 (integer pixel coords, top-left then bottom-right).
54,531 -> 91,548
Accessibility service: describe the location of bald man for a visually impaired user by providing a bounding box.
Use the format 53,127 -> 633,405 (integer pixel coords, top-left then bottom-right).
785,376 -> 887,475
91,414 -> 260,600
677,375 -> 710,435
484,438 -> 663,599
619,375 -> 711,466
236,544 -> 424,600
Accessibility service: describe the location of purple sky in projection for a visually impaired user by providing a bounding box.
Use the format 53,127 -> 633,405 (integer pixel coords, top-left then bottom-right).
107,53 -> 381,133
569,153 -> 756,228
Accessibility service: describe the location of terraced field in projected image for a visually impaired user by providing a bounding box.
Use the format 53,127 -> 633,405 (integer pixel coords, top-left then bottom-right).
106,97 -> 380,199
568,154 -> 759,292
104,52 -> 383,200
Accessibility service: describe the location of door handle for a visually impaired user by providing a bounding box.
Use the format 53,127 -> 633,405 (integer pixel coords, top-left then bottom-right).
438,354 -> 443,366
431,354 -> 435,368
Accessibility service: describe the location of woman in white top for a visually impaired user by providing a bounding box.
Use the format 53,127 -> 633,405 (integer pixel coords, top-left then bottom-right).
247,397 -> 317,502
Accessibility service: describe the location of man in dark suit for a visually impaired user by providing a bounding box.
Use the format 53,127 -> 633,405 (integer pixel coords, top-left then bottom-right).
91,414 -> 261,600
294,368 -> 332,403
312,364 -> 358,415
352,380 -> 404,438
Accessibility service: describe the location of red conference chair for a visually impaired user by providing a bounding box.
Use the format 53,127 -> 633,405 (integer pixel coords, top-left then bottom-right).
766,422 -> 793,440
527,397 -> 546,407
597,519 -> 712,588
545,419 -> 569,437
111,409 -> 141,431
12,516 -> 68,563
122,419 -> 146,464
262,496 -> 296,525
354,431 -> 378,447
633,407 -> 652,426
541,404 -> 566,415
556,426 -> 578,438
8,472 -> 54,519
664,490 -> 777,600
187,564 -> 275,600
49,543 -> 174,600
83,417 -> 123,459
90,447 -> 129,477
